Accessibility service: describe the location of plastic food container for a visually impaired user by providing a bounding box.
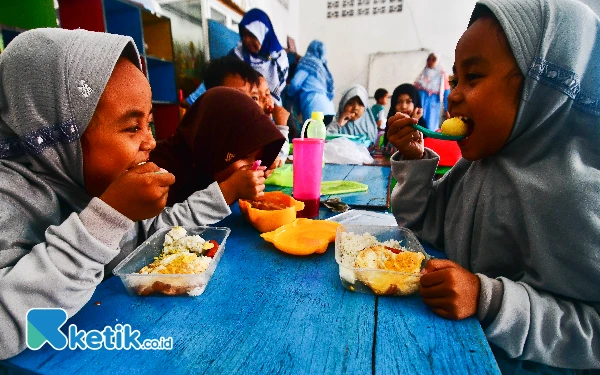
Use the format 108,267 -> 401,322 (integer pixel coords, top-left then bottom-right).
334,224 -> 429,296
113,226 -> 230,297
260,218 -> 340,256
239,191 -> 305,233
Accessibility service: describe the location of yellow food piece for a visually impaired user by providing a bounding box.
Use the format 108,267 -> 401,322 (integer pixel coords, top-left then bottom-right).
261,219 -> 341,256
240,191 -> 305,233
440,117 -> 468,136
354,245 -> 425,295
139,252 -> 210,275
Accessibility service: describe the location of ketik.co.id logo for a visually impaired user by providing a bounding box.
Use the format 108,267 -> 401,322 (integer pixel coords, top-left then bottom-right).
26,308 -> 68,350
26,308 -> 173,351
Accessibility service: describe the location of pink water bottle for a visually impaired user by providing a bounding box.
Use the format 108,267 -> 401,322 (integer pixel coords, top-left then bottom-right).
292,138 -> 324,218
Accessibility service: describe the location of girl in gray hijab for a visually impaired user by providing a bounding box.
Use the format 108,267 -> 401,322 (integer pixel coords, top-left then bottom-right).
388,0 -> 599,372
326,84 -> 379,145
0,28 -> 231,359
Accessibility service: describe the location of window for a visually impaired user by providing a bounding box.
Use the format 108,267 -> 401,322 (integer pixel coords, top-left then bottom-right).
211,7 -> 227,25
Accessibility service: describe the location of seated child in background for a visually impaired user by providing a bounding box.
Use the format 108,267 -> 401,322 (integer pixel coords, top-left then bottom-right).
184,56 -> 289,168
382,83 -> 425,147
371,88 -> 388,130
387,0 -> 600,372
327,84 -> 378,145
256,74 -> 290,167
181,56 -> 260,107
150,87 -> 285,206
197,55 -> 261,102
0,29 -> 233,359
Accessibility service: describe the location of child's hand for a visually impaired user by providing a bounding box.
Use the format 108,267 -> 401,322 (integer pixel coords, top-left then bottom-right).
219,165 -> 266,205
264,158 -> 285,179
412,107 -> 424,121
386,112 -> 423,160
99,162 -> 175,222
272,105 -> 290,126
179,98 -> 190,109
273,157 -> 285,169
419,259 -> 481,320
338,111 -> 354,126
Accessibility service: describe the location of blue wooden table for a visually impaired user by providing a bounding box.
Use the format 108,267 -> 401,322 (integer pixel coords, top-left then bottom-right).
267,164 -> 392,209
2,166 -> 500,375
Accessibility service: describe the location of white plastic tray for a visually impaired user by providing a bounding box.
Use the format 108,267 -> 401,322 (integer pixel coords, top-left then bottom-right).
327,209 -> 397,226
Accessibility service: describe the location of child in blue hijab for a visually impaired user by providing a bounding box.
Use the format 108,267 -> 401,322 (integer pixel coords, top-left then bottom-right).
287,40 -> 335,123
388,0 -> 600,372
230,8 -> 289,106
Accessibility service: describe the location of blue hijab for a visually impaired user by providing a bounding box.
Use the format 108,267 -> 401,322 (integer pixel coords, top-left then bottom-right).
238,8 -> 283,62
231,8 -> 288,104
296,40 -> 334,100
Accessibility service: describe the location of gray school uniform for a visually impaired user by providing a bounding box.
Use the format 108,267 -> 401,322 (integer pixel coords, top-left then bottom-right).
391,0 -> 600,370
0,29 -> 231,359
327,85 -> 379,144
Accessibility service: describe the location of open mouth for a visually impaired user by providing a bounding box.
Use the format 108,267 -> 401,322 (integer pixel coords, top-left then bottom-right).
124,160 -> 148,174
457,116 -> 475,138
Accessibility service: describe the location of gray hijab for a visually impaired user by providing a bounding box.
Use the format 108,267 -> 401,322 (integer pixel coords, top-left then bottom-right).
0,28 -> 140,267
436,0 -> 600,307
335,85 -> 378,143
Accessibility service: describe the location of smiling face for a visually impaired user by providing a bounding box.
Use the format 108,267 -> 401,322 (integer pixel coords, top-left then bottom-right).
81,58 -> 155,197
343,96 -> 365,121
448,16 -> 523,161
241,28 -> 261,54
394,93 -> 415,116
257,76 -> 273,114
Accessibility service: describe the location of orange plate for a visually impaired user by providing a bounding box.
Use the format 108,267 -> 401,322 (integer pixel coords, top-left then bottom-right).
260,219 -> 341,256
239,191 -> 305,233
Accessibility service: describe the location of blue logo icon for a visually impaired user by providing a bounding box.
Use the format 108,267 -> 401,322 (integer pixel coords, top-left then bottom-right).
26,308 -> 68,350
25,308 -> 172,351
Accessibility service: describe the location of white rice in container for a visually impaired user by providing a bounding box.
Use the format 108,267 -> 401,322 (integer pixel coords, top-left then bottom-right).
338,231 -> 405,268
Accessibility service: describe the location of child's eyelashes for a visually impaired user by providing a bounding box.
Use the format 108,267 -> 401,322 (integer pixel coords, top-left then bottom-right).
124,122 -> 152,133
449,74 -> 482,89
125,126 -> 141,133
465,73 -> 483,82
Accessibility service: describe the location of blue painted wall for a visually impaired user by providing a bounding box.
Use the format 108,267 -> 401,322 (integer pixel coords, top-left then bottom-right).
208,19 -> 239,59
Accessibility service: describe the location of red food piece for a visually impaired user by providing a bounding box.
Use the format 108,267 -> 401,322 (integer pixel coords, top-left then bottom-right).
206,240 -> 219,258
385,246 -> 402,254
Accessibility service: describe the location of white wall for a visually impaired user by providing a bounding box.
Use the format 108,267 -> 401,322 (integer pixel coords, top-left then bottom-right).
299,0 -> 477,104
247,0 -> 300,48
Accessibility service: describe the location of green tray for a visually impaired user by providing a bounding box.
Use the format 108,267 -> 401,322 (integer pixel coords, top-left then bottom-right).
325,134 -> 360,141
320,180 -> 368,195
